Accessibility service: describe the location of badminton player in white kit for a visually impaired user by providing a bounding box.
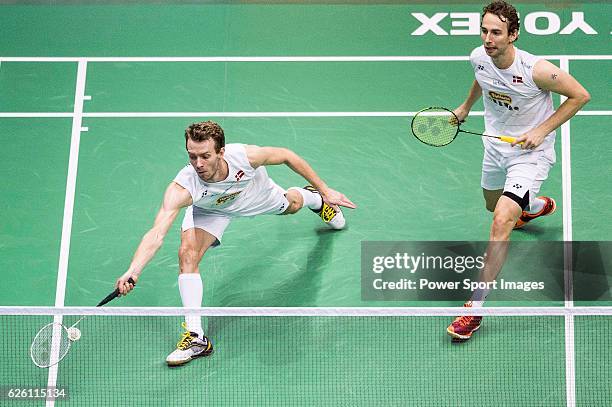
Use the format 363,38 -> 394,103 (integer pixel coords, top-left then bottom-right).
446,1 -> 590,340
114,120 -> 356,364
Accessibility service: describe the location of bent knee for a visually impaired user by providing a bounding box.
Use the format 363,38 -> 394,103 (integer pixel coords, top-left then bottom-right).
492,213 -> 515,229
178,245 -> 202,267
490,212 -> 517,240
282,190 -> 303,215
283,200 -> 302,215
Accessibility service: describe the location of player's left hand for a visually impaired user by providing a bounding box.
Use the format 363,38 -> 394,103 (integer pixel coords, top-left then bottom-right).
320,188 -> 357,210
512,129 -> 547,150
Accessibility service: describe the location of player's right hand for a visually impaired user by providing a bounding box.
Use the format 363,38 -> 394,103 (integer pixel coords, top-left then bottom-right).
452,106 -> 469,124
116,271 -> 138,296
320,188 -> 357,211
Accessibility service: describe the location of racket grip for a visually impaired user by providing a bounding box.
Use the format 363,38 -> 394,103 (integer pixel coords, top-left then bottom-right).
97,277 -> 135,307
499,136 -> 519,144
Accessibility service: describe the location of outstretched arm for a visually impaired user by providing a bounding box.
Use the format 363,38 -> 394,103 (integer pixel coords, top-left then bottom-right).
245,145 -> 356,209
512,59 -> 590,149
115,182 -> 193,295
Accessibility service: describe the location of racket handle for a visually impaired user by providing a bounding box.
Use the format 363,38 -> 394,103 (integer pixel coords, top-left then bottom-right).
97,277 -> 135,307
499,135 -> 520,144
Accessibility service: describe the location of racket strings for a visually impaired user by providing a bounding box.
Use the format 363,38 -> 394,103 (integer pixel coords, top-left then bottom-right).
411,108 -> 459,147
31,323 -> 71,368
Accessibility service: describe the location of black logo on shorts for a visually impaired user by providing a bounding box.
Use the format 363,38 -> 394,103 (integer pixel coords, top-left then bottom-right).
513,184 -> 522,189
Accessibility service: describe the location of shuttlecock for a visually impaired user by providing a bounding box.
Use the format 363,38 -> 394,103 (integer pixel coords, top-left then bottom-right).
67,327 -> 81,341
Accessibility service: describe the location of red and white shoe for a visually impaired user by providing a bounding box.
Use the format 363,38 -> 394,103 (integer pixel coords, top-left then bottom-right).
447,301 -> 483,340
514,196 -> 556,229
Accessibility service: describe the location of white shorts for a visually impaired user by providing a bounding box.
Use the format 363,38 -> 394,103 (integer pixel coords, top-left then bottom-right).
180,182 -> 290,246
481,146 -> 556,205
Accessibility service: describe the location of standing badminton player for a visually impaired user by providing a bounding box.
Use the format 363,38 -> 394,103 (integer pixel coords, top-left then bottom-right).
447,1 -> 590,340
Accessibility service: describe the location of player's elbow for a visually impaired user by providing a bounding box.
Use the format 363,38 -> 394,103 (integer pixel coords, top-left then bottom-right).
579,90 -> 591,106
260,147 -> 295,166
280,148 -> 299,165
573,88 -> 591,107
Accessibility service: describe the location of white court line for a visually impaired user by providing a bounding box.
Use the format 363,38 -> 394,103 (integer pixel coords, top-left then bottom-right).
0,113 -> 73,118
575,110 -> 612,116
559,57 -> 576,407
46,59 -> 88,407
1,111 -> 611,118
82,111 -> 467,118
0,55 -> 611,62
0,111 -> 469,118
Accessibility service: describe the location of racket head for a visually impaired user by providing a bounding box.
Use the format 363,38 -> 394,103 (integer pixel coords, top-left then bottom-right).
30,322 -> 71,368
411,107 -> 461,147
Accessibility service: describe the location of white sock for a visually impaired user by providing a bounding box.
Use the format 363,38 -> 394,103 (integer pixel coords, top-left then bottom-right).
527,197 -> 545,214
178,273 -> 203,337
289,187 -> 322,210
470,287 -> 490,306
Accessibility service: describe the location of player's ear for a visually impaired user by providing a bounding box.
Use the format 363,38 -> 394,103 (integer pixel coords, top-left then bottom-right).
508,29 -> 518,43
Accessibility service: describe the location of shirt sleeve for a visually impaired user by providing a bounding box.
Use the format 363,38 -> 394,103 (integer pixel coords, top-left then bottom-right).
469,46 -> 483,70
173,165 -> 198,204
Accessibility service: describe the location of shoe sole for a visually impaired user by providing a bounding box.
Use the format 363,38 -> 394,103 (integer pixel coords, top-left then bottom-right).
166,346 -> 214,367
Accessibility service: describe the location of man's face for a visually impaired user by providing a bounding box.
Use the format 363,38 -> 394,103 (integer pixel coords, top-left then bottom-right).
186,138 -> 224,182
480,12 -> 516,58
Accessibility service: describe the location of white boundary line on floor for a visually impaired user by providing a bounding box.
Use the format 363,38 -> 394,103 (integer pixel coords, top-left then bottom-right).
45,59 -> 88,407
0,55 -> 611,62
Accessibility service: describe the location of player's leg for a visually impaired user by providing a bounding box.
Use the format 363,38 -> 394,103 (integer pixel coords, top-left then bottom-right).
481,147 -> 506,212
491,194 -> 524,240
177,227 -> 218,336
447,195 -> 523,340
282,188 -> 306,214
257,175 -> 347,229
514,150 -> 557,228
284,186 -> 346,229
483,189 -> 504,212
167,207 -> 230,366
481,174 -> 529,290
477,160 -> 535,301
448,148 -> 515,340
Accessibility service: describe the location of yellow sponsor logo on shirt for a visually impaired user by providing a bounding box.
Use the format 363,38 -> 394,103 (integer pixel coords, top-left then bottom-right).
215,191 -> 242,205
488,91 -> 512,104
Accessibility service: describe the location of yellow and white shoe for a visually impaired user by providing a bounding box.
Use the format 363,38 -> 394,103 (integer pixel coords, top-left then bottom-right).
303,185 -> 346,230
166,323 -> 213,366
